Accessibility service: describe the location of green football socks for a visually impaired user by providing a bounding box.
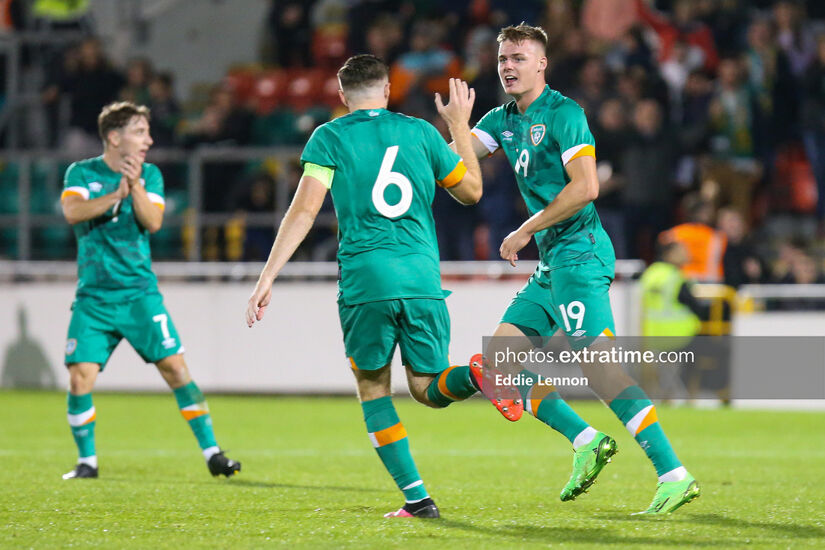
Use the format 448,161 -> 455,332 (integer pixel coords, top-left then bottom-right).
518,372 -> 595,447
425,365 -> 478,408
609,385 -> 685,481
173,381 -> 219,459
67,392 -> 97,466
362,396 -> 429,503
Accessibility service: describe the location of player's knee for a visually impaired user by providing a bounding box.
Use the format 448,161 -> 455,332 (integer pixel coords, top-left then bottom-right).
67,364 -> 96,393
156,355 -> 190,385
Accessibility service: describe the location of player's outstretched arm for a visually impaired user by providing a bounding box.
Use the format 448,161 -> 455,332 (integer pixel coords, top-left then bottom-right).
61,179 -> 129,225
246,175 -> 328,327
435,78 -> 483,205
500,155 -> 599,266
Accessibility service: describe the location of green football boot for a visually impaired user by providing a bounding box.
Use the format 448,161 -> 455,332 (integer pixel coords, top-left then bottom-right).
633,474 -> 701,515
559,432 -> 618,501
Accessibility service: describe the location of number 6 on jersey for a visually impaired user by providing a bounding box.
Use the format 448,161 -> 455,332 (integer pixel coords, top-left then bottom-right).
372,146 -> 413,218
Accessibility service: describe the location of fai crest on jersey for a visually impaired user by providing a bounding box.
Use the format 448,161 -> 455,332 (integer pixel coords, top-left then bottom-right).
65,338 -> 77,355
530,124 -> 546,146
88,182 -> 102,192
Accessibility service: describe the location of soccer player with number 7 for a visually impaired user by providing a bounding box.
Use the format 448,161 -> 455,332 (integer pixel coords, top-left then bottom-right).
247,55 -> 513,518
60,102 -> 240,480
463,24 -> 700,514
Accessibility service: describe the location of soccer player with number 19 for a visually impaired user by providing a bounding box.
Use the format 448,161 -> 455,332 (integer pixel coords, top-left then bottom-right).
467,24 -> 700,514
247,55 -> 505,518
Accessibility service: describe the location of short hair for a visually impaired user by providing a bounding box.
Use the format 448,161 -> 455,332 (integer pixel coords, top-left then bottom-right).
98,101 -> 150,142
337,54 -> 389,93
497,23 -> 548,50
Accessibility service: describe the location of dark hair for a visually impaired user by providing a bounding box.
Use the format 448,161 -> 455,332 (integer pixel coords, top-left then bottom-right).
98,101 -> 150,142
497,23 -> 548,50
337,54 -> 389,93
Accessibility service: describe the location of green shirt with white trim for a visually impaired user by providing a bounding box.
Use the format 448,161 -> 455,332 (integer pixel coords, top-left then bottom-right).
62,156 -> 165,302
301,108 -> 465,305
473,85 -> 615,282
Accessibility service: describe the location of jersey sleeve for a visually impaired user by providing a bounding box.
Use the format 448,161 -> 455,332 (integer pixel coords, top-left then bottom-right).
142,163 -> 166,209
421,120 -> 466,188
471,106 -> 503,154
61,162 -> 90,201
553,101 -> 596,165
300,124 -> 337,169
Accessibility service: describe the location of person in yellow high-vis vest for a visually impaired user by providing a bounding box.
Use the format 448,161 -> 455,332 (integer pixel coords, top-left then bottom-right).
641,241 -> 704,351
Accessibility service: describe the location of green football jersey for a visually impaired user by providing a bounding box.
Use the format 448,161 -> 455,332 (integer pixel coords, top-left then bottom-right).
62,156 -> 165,302
300,108 -> 466,305
473,85 -> 615,284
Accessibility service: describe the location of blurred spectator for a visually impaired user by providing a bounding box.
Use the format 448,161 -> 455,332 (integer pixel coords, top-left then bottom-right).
548,28 -> 588,95
181,85 -> 253,147
262,0 -> 315,67
147,72 -> 181,148
773,0 -> 816,77
717,207 -> 766,287
465,27 -> 502,118
634,0 -> 719,73
660,195 -> 727,283
120,57 -> 153,106
622,99 -> 678,260
570,56 -> 610,115
364,14 -> 404,66
41,37 -> 124,152
388,20 -> 462,114
581,0 -> 638,42
744,17 -> 798,150
478,154 -> 524,261
677,69 -> 713,153
802,34 -> 825,222
182,85 -> 254,212
592,98 -> 630,257
604,27 -> 655,74
706,57 -> 762,222
231,172 -> 276,261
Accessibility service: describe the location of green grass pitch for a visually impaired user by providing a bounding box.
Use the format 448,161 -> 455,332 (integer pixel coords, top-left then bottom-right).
2,391 -> 824,549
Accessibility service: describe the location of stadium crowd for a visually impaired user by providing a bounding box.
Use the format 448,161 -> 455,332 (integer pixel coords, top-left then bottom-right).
3,0 -> 825,287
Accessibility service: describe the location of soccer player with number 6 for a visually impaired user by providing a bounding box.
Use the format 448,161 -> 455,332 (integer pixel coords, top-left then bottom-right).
246,55 -> 507,518
465,24 -> 700,514
60,102 -> 240,480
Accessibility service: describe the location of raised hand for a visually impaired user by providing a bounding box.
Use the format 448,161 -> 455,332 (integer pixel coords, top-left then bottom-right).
434,78 -> 476,129
121,154 -> 143,188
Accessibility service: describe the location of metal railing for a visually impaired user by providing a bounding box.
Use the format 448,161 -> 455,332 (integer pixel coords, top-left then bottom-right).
0,146 -> 307,261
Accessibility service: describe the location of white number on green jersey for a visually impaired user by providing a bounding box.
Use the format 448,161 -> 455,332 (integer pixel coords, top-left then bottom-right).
559,301 -> 585,332
372,146 -> 413,218
152,314 -> 170,339
515,149 -> 530,177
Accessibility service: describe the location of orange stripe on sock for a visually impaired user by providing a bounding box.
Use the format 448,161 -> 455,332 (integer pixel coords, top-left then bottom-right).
437,366 -> 461,401
83,412 -> 96,425
529,383 -> 556,416
181,409 -> 208,421
373,422 -> 408,447
635,407 -> 658,435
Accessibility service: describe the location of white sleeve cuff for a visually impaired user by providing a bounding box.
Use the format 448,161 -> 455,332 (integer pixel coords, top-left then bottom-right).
146,192 -> 165,206
561,144 -> 592,165
63,186 -> 90,200
471,128 -> 499,154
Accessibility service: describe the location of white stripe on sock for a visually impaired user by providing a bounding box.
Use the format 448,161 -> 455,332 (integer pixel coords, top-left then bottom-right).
405,496 -> 429,504
625,405 -> 654,437
572,427 -> 598,450
202,446 -> 220,461
67,407 -> 95,427
658,466 -> 687,483
402,480 -> 423,491
78,455 -> 98,468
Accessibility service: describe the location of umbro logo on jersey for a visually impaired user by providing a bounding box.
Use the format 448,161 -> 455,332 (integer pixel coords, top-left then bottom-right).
501,131 -> 514,141
530,124 -> 546,146
572,329 -> 587,338
89,182 -> 102,192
